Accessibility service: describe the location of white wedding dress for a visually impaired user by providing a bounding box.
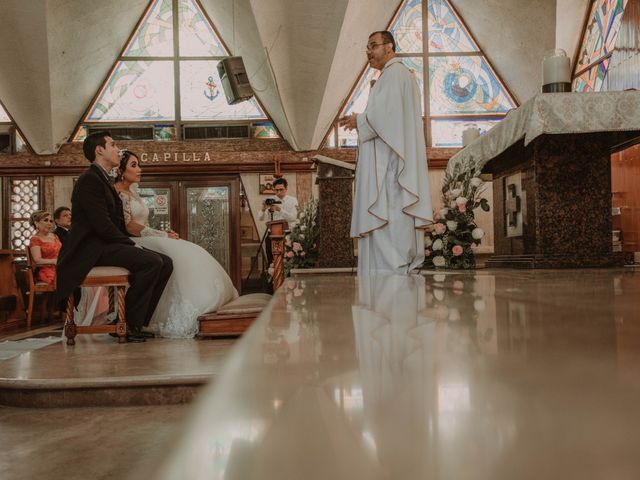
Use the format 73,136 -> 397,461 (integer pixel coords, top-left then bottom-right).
120,188 -> 238,338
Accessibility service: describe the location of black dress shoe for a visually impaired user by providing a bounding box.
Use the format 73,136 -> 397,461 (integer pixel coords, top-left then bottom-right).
126,333 -> 146,343
140,330 -> 155,339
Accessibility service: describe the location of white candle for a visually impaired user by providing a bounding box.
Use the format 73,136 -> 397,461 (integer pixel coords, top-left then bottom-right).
542,49 -> 570,85
462,127 -> 480,147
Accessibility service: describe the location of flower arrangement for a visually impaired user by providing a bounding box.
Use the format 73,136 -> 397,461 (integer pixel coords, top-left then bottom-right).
424,157 -> 490,269
282,198 -> 319,277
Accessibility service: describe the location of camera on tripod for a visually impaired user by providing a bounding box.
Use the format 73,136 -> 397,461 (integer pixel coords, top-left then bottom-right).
264,198 -> 282,206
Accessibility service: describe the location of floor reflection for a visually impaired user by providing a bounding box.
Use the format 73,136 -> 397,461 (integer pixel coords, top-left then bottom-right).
154,269 -> 640,480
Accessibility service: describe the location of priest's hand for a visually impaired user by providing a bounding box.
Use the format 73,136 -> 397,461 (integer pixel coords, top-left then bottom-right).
338,113 -> 358,132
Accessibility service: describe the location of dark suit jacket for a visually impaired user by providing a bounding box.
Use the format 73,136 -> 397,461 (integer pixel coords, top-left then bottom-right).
56,163 -> 135,300
54,226 -> 69,246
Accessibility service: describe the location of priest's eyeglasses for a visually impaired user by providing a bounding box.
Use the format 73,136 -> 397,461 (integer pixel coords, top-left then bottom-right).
366,42 -> 390,52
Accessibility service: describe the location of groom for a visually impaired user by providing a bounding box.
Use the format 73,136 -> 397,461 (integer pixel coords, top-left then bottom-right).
56,131 -> 173,342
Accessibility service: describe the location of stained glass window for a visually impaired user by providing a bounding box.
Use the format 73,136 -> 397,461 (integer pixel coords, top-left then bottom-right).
88,61 -> 175,121
429,56 -> 515,115
180,61 -> 264,120
573,58 -> 610,92
389,0 -> 423,53
9,179 -> 40,250
0,103 -> 10,122
336,0 -> 516,148
573,0 -> 628,92
82,0 -> 269,136
124,0 -> 174,57
427,0 -> 477,53
178,0 -> 226,57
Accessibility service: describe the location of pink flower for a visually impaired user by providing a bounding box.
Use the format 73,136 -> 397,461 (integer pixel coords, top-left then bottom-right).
434,212 -> 441,221
453,280 -> 464,290
424,249 -> 430,257
452,245 -> 463,256
293,242 -> 302,252
286,251 -> 294,258
285,238 -> 292,247
434,223 -> 446,235
457,204 -> 466,213
300,251 -> 306,256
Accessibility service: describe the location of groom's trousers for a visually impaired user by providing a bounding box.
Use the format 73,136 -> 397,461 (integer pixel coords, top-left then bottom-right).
94,243 -> 173,330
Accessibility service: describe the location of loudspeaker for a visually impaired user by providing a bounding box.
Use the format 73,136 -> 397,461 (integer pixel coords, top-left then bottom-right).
217,56 -> 254,105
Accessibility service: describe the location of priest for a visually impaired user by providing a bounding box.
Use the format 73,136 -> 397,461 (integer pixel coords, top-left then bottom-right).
340,30 -> 432,275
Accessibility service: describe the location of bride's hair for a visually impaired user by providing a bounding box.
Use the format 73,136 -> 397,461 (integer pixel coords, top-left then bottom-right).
117,150 -> 139,182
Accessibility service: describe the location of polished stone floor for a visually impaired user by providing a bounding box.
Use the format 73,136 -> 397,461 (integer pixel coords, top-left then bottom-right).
152,268 -> 640,480
0,404 -> 190,480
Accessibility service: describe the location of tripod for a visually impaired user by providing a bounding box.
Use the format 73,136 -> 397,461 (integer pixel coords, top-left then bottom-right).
245,209 -> 274,284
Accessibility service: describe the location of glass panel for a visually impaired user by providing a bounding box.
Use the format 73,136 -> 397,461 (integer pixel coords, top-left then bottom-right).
428,0 -> 478,53
10,179 -> 40,250
429,56 -> 516,115
430,118 -> 501,147
15,130 -> 27,153
87,61 -> 175,121
342,67 -> 379,117
124,0 -> 174,57
73,125 -> 88,142
402,57 -> 425,115
179,60 -> 266,120
0,103 -> 10,122
253,122 -> 279,138
389,0 -> 423,53
154,125 -> 177,140
575,0 -> 628,72
573,58 -> 610,92
179,0 -> 227,56
337,125 -> 358,148
137,186 -> 172,231
186,186 -> 230,273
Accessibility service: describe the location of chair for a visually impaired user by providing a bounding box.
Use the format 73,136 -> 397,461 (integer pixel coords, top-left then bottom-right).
64,266 -> 131,346
25,246 -> 57,329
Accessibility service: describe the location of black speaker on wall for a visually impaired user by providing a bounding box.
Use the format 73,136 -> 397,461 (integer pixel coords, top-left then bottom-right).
217,56 -> 254,105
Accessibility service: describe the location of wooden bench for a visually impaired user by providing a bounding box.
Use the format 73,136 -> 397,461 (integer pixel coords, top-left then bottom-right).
197,293 -> 271,337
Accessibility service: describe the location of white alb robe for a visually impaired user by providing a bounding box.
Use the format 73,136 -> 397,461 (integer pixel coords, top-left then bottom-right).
350,57 -> 433,276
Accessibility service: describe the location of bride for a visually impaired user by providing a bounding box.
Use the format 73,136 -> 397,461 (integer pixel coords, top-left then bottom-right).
115,150 -> 238,338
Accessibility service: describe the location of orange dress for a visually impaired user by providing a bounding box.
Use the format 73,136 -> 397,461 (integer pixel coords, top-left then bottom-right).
29,235 -> 61,284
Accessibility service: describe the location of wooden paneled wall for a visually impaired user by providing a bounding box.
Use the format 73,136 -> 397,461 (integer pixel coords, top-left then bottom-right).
612,144 -> 640,256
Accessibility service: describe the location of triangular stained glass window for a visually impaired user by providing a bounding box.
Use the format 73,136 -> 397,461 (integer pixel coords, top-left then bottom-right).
85,0 -> 266,123
337,0 -> 516,147
575,0 -> 628,73
0,102 -> 10,122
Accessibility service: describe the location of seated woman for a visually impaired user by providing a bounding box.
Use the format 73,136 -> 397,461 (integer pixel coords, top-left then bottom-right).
29,210 -> 61,284
30,210 -> 110,325
115,150 -> 238,338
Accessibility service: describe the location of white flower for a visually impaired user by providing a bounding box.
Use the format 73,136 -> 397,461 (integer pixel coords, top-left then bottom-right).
433,274 -> 446,282
433,289 -> 445,301
300,212 -> 305,218
433,255 -> 446,267
446,220 -> 458,231
455,196 -> 468,206
474,299 -> 486,312
432,239 -> 443,251
425,236 -> 432,247
439,207 -> 449,218
300,225 -> 306,231
450,188 -> 462,198
299,234 -> 305,239
449,200 -> 457,209
472,228 -> 485,240
471,177 -> 482,187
